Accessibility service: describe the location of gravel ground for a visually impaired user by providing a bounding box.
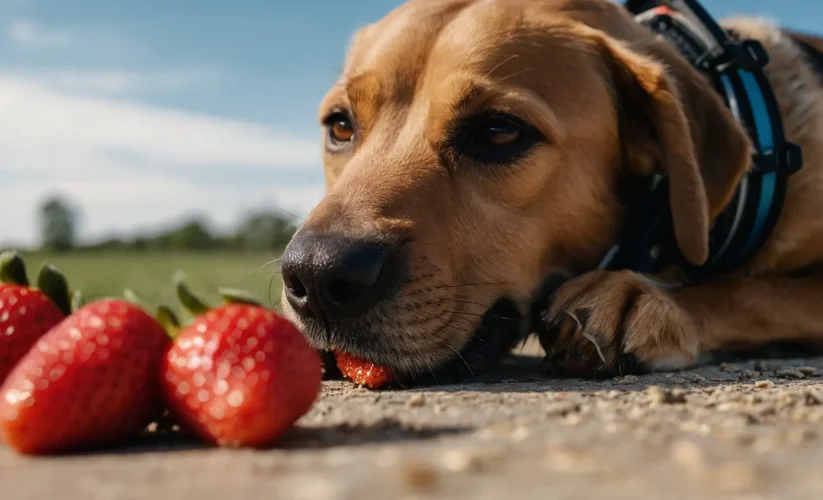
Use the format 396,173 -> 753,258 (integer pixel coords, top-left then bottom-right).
4,340 -> 823,500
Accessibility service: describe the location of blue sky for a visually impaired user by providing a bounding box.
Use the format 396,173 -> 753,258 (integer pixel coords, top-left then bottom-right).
0,0 -> 820,246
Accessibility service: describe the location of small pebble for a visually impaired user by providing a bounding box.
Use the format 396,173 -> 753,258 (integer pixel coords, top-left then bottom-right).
545,445 -> 599,473
804,390 -> 823,406
406,393 -> 426,408
754,380 -> 775,389
798,366 -> 819,376
545,402 -> 580,417
614,375 -> 638,385
440,450 -> 486,473
776,369 -> 805,380
401,462 -> 438,491
646,385 -> 687,405
754,361 -> 775,372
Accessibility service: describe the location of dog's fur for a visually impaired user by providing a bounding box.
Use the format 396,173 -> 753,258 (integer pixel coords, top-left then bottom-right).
281,0 -> 823,380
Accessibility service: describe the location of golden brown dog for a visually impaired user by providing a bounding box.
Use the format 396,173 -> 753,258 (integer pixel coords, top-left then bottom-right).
279,0 -> 823,381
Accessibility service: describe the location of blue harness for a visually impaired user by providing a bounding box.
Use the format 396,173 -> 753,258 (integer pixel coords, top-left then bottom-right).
598,0 -> 803,282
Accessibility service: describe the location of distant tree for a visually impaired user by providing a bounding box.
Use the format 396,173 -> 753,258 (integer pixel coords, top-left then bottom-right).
131,236 -> 149,251
167,218 -> 217,250
38,195 -> 79,252
83,237 -> 128,252
235,212 -> 297,251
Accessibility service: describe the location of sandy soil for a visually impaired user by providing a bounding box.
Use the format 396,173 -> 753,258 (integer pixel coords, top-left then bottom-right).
4,340 -> 823,500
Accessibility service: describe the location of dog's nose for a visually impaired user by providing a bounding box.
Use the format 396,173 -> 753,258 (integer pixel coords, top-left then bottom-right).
280,233 -> 398,322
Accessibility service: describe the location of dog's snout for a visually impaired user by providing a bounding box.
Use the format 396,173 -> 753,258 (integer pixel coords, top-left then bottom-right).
280,233 -> 401,322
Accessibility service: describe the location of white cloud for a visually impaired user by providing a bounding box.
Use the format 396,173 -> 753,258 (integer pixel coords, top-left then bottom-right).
3,67 -> 222,95
0,73 -> 326,247
9,19 -> 75,47
0,75 -> 320,169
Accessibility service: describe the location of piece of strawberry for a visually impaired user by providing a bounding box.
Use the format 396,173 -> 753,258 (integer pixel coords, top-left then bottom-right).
161,277 -> 322,448
0,251 -> 72,384
0,299 -> 170,455
334,350 -> 395,389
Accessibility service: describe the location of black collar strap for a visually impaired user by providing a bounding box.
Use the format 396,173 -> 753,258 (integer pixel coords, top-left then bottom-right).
598,0 -> 802,283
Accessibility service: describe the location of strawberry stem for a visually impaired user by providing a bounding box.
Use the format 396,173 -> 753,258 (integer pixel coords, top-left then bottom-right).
157,305 -> 182,339
71,290 -> 86,313
0,250 -> 29,287
36,264 -> 71,316
173,271 -> 211,315
123,288 -> 148,309
217,287 -> 263,307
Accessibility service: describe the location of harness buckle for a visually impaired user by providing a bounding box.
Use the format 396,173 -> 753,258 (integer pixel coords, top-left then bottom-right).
753,142 -> 803,174
728,40 -> 770,71
698,40 -> 769,72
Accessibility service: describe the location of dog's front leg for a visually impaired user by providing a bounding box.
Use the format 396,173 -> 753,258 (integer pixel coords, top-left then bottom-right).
538,269 -> 823,376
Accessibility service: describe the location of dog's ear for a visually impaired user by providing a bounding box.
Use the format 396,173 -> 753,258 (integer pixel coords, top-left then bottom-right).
597,35 -> 752,266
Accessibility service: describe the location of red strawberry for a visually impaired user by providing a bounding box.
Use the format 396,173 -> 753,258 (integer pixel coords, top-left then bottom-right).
0,285 -> 66,384
161,279 -> 322,448
0,252 -> 71,384
0,299 -> 170,455
334,351 -> 395,389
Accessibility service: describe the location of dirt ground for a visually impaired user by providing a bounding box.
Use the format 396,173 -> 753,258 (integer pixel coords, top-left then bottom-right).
4,340 -> 823,500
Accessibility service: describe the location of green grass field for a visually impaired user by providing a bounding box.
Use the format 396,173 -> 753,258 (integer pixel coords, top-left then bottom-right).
20,251 -> 284,314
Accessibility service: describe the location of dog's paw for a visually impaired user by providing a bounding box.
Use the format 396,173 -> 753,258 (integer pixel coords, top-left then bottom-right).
538,270 -> 699,377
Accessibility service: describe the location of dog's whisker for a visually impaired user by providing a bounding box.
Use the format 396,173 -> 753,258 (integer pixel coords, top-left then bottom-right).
482,54 -> 519,80
272,206 -> 305,224
444,297 -> 491,309
435,282 -> 505,289
443,309 -> 517,321
425,359 -> 440,386
497,68 -> 532,83
246,257 -> 284,279
268,274 -> 279,307
434,333 -> 479,383
449,321 -> 488,344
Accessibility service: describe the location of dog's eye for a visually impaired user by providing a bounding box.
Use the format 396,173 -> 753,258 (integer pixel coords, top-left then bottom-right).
451,112 -> 541,165
324,112 -> 355,148
331,119 -> 354,142
484,119 -> 521,147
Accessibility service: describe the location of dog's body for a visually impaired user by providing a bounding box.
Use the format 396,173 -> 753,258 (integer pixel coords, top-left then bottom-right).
280,0 -> 823,381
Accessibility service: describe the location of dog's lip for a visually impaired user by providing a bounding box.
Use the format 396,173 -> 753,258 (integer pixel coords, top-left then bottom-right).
308,292 -> 531,386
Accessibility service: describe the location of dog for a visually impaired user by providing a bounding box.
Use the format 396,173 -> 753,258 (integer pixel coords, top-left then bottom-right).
279,0 -> 823,382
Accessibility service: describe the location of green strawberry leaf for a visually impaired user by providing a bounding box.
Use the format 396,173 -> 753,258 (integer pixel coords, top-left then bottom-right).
217,287 -> 263,307
36,264 -> 71,316
0,250 -> 29,287
156,305 -> 182,339
173,271 -> 211,315
123,288 -> 149,309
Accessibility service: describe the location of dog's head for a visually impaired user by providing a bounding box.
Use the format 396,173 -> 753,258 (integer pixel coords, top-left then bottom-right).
279,0 -> 751,378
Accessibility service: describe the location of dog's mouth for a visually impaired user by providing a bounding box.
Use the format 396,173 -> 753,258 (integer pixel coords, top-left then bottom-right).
312,271 -> 576,387
318,297 -> 526,386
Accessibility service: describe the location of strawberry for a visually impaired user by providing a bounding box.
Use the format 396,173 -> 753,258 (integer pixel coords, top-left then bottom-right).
0,251 -> 71,384
0,299 -> 170,455
334,350 -> 395,389
161,277 -> 322,448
